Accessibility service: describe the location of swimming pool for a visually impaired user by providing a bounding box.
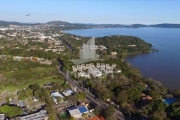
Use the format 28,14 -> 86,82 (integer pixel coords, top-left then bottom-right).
163,97 -> 177,104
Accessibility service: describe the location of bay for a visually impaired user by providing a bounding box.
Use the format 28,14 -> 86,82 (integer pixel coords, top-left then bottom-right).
64,27 -> 180,89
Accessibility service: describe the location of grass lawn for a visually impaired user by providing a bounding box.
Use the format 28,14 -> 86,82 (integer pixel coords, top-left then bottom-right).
0,59 -> 65,95
0,76 -> 65,94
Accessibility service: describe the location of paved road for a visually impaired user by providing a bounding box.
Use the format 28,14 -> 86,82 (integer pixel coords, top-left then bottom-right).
59,71 -> 126,120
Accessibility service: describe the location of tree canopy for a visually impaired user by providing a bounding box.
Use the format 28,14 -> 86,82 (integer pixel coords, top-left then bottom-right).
0,105 -> 23,118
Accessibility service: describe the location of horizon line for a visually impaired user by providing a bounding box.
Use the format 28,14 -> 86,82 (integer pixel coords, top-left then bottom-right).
1,20 -> 180,25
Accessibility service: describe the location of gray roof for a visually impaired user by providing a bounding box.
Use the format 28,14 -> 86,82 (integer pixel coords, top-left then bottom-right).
20,110 -> 48,120
0,114 -> 5,120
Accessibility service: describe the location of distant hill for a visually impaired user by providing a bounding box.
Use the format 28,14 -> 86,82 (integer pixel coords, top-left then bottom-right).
1,20 -> 180,28
129,24 -> 148,28
149,23 -> 180,28
46,21 -> 70,25
0,20 -> 22,26
0,20 -> 41,26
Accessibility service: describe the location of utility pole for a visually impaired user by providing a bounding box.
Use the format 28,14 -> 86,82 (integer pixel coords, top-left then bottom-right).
129,112 -> 131,118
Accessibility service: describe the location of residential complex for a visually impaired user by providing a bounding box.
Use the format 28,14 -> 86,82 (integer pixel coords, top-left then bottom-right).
72,63 -> 121,78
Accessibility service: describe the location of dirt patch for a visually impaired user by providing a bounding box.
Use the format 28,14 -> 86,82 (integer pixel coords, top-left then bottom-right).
24,100 -> 44,110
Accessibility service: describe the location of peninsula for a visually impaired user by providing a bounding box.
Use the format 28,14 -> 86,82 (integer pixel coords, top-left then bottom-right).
0,24 -> 179,120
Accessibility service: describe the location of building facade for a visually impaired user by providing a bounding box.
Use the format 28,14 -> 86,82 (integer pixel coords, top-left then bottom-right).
79,37 -> 98,59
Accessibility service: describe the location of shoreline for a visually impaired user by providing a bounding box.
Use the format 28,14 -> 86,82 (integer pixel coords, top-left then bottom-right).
64,29 -> 180,90
125,51 -> 176,91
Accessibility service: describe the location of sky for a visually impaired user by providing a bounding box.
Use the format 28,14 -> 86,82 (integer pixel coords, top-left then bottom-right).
0,0 -> 180,24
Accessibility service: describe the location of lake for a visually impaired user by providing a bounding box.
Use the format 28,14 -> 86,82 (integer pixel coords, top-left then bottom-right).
64,27 -> 180,89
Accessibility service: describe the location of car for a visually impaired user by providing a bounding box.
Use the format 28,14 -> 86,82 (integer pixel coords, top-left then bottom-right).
10,101 -> 14,105
23,110 -> 28,115
22,106 -> 27,110
33,108 -> 37,111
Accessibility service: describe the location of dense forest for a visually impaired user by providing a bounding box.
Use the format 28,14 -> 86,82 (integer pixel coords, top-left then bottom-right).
60,34 -> 152,59
96,35 -> 152,56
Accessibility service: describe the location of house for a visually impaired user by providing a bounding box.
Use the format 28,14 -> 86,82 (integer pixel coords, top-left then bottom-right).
0,55 -> 7,60
51,91 -> 64,98
54,103 -> 75,111
0,114 -> 5,120
141,95 -> 153,103
18,110 -> 48,120
39,60 -> 52,65
67,106 -> 89,118
51,91 -> 64,104
13,56 -> 23,61
111,51 -> 117,55
0,46 -> 5,50
115,69 -> 122,73
43,85 -> 52,89
77,101 -> 89,107
111,51 -> 118,58
88,116 -> 105,120
165,94 -> 173,98
128,45 -> 136,47
52,49 -> 57,52
33,97 -> 39,102
62,89 -> 74,97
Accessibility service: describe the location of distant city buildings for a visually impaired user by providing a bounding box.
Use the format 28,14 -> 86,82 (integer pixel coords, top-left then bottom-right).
0,55 -> 52,65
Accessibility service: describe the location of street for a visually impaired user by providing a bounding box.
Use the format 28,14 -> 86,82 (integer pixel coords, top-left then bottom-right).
59,70 -> 126,120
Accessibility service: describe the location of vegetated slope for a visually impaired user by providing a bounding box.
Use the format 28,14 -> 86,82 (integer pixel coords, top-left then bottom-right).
96,35 -> 152,56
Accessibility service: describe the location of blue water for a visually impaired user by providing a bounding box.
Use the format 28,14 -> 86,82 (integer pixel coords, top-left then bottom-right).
64,28 -> 180,89
163,97 -> 177,104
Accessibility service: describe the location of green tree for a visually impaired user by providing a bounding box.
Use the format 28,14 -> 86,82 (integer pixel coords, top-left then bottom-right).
149,111 -> 167,120
70,116 -> 75,120
29,83 -> 40,91
0,105 -> 23,118
76,92 -> 86,101
149,100 -> 166,113
159,86 -> 167,95
52,82 -> 62,90
5,96 -> 10,104
104,106 -> 115,118
127,86 -> 141,101
150,90 -> 160,100
94,108 -> 100,115
116,90 -> 128,106
82,113 -> 88,118
169,105 -> 180,119
18,90 -> 27,100
95,86 -> 112,100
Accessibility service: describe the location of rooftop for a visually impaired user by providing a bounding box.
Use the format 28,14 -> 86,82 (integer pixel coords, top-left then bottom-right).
62,89 -> 74,97
0,114 -> 5,120
51,91 -> 64,98
67,106 -> 89,118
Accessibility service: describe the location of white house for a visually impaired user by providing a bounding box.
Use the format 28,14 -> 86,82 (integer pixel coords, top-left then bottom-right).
62,89 -> 74,97
67,106 -> 89,118
51,91 -> 64,104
